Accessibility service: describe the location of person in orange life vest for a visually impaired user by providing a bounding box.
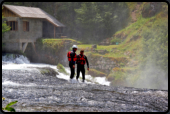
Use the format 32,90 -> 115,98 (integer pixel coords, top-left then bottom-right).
76,49 -> 89,82
67,45 -> 77,81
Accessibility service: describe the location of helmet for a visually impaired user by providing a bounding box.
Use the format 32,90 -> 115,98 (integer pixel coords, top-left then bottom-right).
72,45 -> 77,49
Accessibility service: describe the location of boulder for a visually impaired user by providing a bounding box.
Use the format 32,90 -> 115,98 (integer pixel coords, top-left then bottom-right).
91,44 -> 97,49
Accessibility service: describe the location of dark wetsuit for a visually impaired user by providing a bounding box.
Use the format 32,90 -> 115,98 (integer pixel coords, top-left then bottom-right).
69,51 -> 76,79
76,54 -> 89,81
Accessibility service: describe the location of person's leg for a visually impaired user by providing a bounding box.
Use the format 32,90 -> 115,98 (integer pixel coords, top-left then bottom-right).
69,66 -> 72,79
72,67 -> 75,78
76,66 -> 80,80
81,66 -> 85,82
69,64 -> 75,79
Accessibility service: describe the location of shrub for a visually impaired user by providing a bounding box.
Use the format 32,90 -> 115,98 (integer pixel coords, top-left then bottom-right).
111,38 -> 121,45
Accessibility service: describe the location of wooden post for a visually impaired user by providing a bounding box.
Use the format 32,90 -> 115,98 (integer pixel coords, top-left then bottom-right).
54,25 -> 55,38
22,42 -> 28,53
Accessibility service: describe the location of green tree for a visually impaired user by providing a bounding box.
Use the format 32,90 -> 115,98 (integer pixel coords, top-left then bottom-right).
2,13 -> 10,36
3,2 -> 130,43
2,8 -> 11,47
74,2 -> 129,43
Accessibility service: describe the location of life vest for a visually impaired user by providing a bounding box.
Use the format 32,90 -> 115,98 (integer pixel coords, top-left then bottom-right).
67,51 -> 77,61
77,55 -> 86,65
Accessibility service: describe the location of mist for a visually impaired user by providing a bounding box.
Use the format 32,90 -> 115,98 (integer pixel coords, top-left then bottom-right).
133,59 -> 168,90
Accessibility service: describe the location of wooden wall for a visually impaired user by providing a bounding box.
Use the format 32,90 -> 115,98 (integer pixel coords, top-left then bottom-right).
2,7 -> 18,17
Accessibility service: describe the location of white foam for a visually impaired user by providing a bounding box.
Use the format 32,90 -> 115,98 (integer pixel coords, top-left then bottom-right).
94,77 -> 110,86
2,80 -> 37,87
2,54 -> 30,64
57,67 -> 110,86
56,72 -> 70,80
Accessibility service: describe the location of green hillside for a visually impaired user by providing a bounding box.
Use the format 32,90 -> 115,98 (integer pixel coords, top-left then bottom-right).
77,2 -> 168,89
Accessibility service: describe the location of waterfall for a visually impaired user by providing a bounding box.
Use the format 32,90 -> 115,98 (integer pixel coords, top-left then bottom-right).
2,54 -> 30,64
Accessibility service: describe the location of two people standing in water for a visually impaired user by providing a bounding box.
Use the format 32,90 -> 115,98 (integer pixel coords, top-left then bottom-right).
67,45 -> 89,83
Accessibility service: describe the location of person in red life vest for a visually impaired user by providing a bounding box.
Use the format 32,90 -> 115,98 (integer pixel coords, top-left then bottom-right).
76,49 -> 89,83
67,45 -> 77,82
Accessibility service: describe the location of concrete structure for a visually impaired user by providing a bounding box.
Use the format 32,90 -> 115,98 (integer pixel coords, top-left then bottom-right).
2,4 -> 65,53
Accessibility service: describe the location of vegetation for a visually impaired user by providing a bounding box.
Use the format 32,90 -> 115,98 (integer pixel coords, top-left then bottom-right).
107,2 -> 168,89
76,2 -> 168,89
2,97 -> 17,112
2,8 -> 10,48
37,67 -> 59,76
111,38 -> 121,45
57,63 -> 68,75
4,2 -> 130,43
87,68 -> 107,77
2,9 -> 10,36
36,38 -> 81,52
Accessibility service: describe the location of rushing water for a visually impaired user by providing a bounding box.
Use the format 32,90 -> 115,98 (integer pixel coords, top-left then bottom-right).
2,54 -> 168,112
2,54 -> 110,86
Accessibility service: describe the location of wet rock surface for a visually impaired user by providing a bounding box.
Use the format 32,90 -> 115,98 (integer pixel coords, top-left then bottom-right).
2,67 -> 168,112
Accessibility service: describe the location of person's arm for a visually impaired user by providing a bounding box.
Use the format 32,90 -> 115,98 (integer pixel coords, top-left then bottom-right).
75,55 -> 78,64
85,56 -> 89,68
70,52 -> 75,65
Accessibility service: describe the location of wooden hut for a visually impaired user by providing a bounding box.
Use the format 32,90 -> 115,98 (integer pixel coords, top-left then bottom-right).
2,4 -> 65,53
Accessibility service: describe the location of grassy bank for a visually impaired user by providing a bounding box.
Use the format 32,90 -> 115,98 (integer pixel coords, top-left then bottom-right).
76,3 -> 168,89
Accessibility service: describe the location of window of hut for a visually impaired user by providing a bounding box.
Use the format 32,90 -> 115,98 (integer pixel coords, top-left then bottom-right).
6,21 -> 18,31
23,21 -> 29,31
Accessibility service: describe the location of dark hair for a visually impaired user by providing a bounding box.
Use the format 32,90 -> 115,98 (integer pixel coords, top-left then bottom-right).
80,49 -> 84,52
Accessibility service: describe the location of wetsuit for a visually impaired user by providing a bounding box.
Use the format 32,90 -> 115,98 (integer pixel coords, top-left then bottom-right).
69,50 -> 76,79
76,54 -> 89,82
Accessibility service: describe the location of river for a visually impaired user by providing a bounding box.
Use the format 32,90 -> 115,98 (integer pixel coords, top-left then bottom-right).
2,54 -> 168,112
2,54 -> 110,86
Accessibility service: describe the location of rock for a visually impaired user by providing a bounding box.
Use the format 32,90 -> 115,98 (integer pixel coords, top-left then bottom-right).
28,67 -> 59,76
92,44 -> 97,49
98,50 -> 108,55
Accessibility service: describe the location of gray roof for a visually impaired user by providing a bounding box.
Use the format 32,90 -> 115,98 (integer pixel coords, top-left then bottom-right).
3,4 -> 65,27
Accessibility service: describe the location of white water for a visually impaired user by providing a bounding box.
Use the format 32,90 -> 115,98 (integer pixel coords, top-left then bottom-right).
2,54 -> 110,86
2,80 -> 37,87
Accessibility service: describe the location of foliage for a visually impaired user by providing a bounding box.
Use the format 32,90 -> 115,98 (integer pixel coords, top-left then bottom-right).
87,68 -> 107,77
74,2 -> 130,42
57,63 -> 68,75
2,8 -> 11,37
37,67 -> 59,76
111,38 -> 121,44
2,7 -> 11,48
107,68 -> 126,86
140,17 -> 168,75
104,2 -> 168,89
4,2 -> 131,43
36,38 -> 80,54
2,97 -> 17,112
2,16 -> 10,36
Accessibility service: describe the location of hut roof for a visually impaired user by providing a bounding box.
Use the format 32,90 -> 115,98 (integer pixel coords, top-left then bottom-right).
3,4 -> 65,27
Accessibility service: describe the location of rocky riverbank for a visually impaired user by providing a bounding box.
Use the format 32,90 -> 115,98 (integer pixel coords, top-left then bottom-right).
2,63 -> 168,112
